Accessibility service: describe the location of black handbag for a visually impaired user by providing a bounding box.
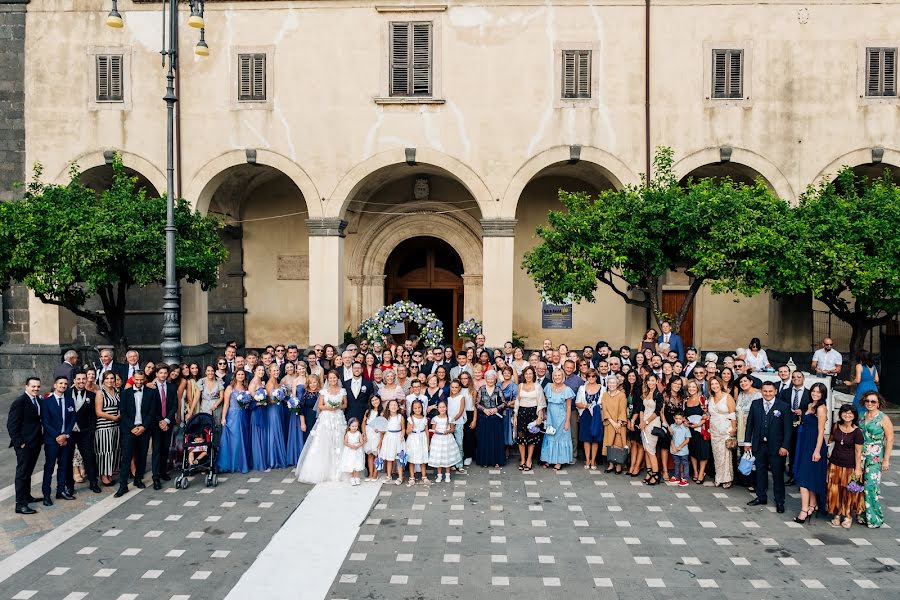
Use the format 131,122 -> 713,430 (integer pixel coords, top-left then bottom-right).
651,426 -> 667,438
607,445 -> 628,465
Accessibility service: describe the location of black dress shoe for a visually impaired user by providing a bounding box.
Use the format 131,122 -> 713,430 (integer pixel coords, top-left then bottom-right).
56,491 -> 75,501
747,498 -> 768,506
134,480 -> 146,489
160,473 -> 171,481
152,480 -> 162,491
785,477 -> 795,486
114,487 -> 128,498
27,495 -> 41,503
42,497 -> 53,507
15,505 -> 36,515
90,483 -> 102,493
776,505 -> 785,514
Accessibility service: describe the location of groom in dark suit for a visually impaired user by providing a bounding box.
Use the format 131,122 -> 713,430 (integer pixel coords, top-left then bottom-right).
744,381 -> 792,513
343,362 -> 372,423
115,372 -> 160,497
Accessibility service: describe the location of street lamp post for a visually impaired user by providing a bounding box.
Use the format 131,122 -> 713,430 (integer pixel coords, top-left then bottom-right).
107,0 -> 209,364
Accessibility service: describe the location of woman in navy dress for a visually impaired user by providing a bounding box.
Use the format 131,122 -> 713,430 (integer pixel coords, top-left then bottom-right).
576,369 -> 604,469
265,364 -> 289,469
793,382 -> 829,523
248,365 -> 269,471
499,367 -> 518,448
283,364 -> 305,465
300,374 -> 321,442
475,370 -> 507,467
218,369 -> 250,474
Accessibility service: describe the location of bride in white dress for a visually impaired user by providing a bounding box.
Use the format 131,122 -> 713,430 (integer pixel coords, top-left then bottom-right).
296,371 -> 348,484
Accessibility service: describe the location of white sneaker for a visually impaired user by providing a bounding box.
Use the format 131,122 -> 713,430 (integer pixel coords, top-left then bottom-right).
445,473 -> 452,482
463,458 -> 472,466
435,473 -> 443,482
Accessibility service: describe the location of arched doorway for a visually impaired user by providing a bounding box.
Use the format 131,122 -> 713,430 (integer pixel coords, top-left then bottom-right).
385,237 -> 463,348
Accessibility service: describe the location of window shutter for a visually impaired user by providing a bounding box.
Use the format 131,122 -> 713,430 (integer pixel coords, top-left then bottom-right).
884,48 -> 896,96
238,53 -> 266,101
712,50 -> 727,98
562,50 -> 576,98
390,22 -> 410,96
109,55 -> 123,101
238,54 -> 252,100
252,54 -> 266,100
867,48 -> 882,96
411,22 -> 432,96
96,55 -> 109,101
577,50 -> 591,98
728,50 -> 743,98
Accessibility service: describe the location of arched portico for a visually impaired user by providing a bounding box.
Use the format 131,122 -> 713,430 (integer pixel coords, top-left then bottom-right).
58,150 -> 166,195
673,146 -> 795,204
812,147 -> 900,185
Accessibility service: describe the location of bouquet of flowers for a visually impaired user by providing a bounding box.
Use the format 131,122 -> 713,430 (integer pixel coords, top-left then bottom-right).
252,387 -> 268,408
326,394 -> 342,409
357,300 -> 445,348
233,390 -> 252,410
285,395 -> 302,415
457,318 -> 483,340
271,385 -> 289,405
847,475 -> 865,494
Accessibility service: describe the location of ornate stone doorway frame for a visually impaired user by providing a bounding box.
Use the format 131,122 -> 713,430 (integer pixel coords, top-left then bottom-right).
348,208 -> 483,334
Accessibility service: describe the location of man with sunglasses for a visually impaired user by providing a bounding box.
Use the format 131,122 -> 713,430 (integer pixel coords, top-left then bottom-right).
811,338 -> 842,376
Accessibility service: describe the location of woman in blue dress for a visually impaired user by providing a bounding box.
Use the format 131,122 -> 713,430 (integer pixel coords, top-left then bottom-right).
248,365 -> 269,471
265,364 -> 289,469
218,369 -> 250,474
282,363 -> 305,465
846,350 -> 879,412
793,382 -> 829,523
542,368 -> 575,469
300,374 -> 321,442
475,370 -> 507,467
576,369 -> 604,470
499,367 -> 518,447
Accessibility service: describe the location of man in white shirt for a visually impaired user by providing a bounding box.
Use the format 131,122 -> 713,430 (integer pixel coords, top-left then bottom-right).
405,381 -> 428,417
341,351 -> 355,382
124,349 -> 141,382
445,379 -> 468,473
776,365 -> 791,394
811,338 -> 842,376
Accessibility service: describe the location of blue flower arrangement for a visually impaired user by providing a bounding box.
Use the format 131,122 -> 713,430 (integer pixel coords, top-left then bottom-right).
357,300 -> 445,347
252,387 -> 268,407
285,395 -> 302,415
457,317 -> 482,340
271,385 -> 288,405
233,390 -> 252,410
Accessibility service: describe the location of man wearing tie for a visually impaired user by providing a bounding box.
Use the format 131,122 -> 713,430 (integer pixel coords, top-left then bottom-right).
778,370 -> 811,485
65,372 -> 101,495
775,365 -> 792,395
343,362 -> 372,423
115,372 -> 160,497
224,344 -> 237,373
744,381 -> 792,513
41,376 -> 76,505
659,321 -> 685,362
151,364 -> 178,490
7,377 -> 44,514
124,349 -> 141,383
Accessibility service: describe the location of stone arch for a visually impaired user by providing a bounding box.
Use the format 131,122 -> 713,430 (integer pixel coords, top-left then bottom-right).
812,147 -> 900,186
327,148 -> 495,219
674,146 -> 795,204
57,149 -> 166,195
500,145 -> 638,218
347,206 -> 483,329
186,149 -> 322,217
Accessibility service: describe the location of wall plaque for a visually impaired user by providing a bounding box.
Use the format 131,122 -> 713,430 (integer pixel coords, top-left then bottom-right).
276,255 -> 309,280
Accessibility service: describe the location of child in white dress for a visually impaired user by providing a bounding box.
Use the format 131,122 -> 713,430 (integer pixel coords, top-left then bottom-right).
405,400 -> 430,486
378,399 -> 406,485
362,396 -> 383,482
340,419 -> 366,485
428,400 -> 462,482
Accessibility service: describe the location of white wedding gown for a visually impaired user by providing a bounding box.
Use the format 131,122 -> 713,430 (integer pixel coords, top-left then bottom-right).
295,388 -> 347,484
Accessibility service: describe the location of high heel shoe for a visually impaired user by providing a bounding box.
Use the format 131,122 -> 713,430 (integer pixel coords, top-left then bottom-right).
643,472 -> 660,486
793,508 -> 812,524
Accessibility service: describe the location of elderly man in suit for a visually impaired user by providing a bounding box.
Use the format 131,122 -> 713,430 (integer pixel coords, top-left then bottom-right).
744,381 -> 793,513
53,350 -> 79,384
7,376 -> 44,514
115,371 -> 160,497
96,349 -> 127,387
41,376 -> 76,505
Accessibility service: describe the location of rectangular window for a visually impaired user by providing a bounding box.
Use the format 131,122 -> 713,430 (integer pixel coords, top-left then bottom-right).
562,50 -> 591,99
866,47 -> 897,97
96,54 -> 123,102
390,21 -> 432,96
238,53 -> 266,102
711,49 -> 743,99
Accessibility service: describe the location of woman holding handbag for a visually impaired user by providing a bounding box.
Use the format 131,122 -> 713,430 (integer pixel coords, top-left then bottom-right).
602,375 -> 629,473
707,376 -> 737,489
684,379 -> 712,484
639,374 -> 665,485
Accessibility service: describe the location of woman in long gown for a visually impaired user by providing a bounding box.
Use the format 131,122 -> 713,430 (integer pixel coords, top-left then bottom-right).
296,371 -> 348,484
94,371 -> 121,486
248,365 -> 269,471
265,364 -> 289,469
858,391 -> 894,528
575,369 -> 604,470
707,376 -> 736,489
541,368 -> 575,469
475,370 -> 507,467
602,375 -> 629,474
218,369 -> 250,474
793,382 -> 828,523
283,363 -> 305,464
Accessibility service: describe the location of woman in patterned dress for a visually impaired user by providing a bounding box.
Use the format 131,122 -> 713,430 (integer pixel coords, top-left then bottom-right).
858,392 -> 894,528
94,371 -> 121,486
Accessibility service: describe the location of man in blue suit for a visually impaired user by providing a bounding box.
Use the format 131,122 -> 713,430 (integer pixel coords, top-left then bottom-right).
743,381 -> 792,513
41,376 -> 76,505
658,321 -> 684,362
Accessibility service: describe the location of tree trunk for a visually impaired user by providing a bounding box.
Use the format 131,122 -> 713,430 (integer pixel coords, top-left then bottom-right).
848,321 -> 870,373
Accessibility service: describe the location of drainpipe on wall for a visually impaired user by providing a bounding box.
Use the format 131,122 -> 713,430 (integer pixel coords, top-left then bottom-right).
644,0 -> 653,330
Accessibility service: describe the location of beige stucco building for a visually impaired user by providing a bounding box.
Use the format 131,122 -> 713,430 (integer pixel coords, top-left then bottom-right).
9,0 -> 900,361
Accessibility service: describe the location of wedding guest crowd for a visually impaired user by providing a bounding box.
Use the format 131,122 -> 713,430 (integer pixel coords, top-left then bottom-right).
7,329 -> 894,531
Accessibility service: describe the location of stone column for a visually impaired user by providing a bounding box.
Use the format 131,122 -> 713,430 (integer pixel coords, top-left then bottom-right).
462,274 -> 482,323
349,274 -> 386,330
481,219 -> 517,347
307,218 -> 347,345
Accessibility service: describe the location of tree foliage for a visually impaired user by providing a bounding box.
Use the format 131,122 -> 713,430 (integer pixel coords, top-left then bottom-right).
0,155 -> 228,356
522,147 -> 795,332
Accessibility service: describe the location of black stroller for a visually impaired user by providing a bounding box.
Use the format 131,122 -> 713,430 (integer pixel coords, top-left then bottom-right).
174,412 -> 219,489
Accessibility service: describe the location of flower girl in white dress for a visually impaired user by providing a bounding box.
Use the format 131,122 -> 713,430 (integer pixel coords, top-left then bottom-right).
295,371 -> 347,484
378,399 -> 406,485
340,419 -> 366,485
405,400 -> 430,486
428,400 -> 462,482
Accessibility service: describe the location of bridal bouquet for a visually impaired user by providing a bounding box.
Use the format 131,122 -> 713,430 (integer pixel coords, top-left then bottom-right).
271,385 -> 289,405
326,395 -> 342,409
252,387 -> 268,408
233,390 -> 252,410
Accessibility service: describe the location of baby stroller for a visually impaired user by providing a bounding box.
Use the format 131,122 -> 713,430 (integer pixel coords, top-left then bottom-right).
174,412 -> 219,489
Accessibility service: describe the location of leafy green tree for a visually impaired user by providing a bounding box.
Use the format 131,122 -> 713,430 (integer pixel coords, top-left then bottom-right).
0,155 -> 228,357
522,147 -> 795,332
773,168 -> 900,360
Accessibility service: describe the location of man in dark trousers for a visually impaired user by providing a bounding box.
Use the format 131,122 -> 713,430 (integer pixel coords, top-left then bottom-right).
744,381 -> 793,513
65,371 -> 101,495
115,371 -> 159,497
7,377 -> 44,514
41,376 -> 76,505
343,362 -> 372,423
151,363 -> 178,490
